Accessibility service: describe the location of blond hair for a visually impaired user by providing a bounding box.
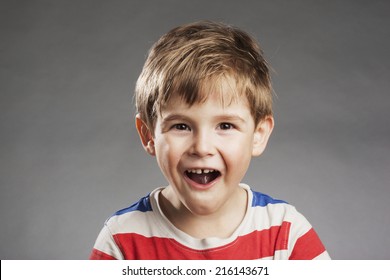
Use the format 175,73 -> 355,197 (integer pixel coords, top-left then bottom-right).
135,21 -> 272,131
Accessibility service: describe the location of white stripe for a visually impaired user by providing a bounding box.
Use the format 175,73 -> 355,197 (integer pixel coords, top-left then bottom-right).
92,225 -> 124,259
106,210 -> 159,235
313,250 -> 331,260
284,209 -> 314,257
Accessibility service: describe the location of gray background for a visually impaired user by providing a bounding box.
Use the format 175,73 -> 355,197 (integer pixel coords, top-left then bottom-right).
1,0 -> 389,259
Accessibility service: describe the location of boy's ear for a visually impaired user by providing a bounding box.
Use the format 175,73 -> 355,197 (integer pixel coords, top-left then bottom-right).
252,115 -> 274,157
135,114 -> 155,156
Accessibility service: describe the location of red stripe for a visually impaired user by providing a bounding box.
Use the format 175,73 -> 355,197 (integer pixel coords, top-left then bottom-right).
289,228 -> 326,260
89,248 -> 117,260
113,221 -> 292,260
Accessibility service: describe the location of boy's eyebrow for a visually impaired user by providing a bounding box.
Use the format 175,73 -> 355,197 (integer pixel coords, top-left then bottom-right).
214,114 -> 246,123
162,113 -> 247,123
161,114 -> 191,123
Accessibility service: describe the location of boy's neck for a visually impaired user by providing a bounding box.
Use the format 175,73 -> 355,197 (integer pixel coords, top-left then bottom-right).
158,186 -> 248,239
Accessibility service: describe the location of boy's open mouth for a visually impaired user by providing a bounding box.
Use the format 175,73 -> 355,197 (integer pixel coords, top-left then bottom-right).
185,169 -> 221,185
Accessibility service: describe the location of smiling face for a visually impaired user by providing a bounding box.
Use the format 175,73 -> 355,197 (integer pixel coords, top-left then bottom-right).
136,77 -> 274,218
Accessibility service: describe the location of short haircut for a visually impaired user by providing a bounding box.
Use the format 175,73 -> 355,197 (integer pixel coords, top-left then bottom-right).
135,21 -> 273,132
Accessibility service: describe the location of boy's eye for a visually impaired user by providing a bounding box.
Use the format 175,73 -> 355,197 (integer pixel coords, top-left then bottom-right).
173,123 -> 190,131
218,123 -> 234,130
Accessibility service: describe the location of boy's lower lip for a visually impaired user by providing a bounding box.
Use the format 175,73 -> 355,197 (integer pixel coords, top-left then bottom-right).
183,173 -> 220,191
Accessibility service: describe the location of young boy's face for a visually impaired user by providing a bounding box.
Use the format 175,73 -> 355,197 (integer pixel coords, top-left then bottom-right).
136,78 -> 273,216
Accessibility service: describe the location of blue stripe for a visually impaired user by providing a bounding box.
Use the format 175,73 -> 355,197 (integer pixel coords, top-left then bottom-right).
251,190 -> 287,207
114,194 -> 152,216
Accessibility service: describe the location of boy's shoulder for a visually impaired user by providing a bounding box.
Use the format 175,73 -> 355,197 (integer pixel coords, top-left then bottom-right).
103,191 -> 158,236
250,188 -> 288,207
113,193 -> 153,217
247,185 -> 311,231
248,186 -> 301,214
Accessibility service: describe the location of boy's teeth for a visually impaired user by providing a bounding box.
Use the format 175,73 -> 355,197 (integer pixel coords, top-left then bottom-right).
188,169 -> 215,174
185,169 -> 221,185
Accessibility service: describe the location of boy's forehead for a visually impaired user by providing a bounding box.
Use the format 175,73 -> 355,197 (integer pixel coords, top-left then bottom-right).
161,74 -> 249,111
159,90 -> 251,120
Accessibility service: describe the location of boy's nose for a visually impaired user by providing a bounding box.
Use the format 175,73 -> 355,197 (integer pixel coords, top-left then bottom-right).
190,132 -> 215,157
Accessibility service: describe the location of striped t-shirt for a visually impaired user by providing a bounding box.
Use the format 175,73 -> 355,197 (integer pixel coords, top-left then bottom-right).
90,184 -> 330,260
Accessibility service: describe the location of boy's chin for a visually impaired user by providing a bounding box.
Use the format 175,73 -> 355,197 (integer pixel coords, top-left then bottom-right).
182,194 -> 227,216
186,204 -> 221,216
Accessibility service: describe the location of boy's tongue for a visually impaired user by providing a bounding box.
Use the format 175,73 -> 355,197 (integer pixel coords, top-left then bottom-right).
187,171 -> 219,185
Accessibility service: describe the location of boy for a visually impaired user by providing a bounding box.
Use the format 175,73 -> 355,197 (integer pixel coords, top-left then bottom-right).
90,21 -> 330,260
